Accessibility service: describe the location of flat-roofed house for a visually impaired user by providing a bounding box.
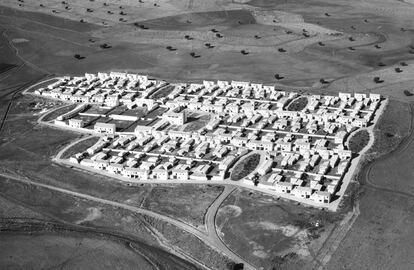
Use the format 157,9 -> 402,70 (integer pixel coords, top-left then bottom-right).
292,186 -> 313,199
163,110 -> 187,125
191,164 -> 211,181
70,94 -> 90,103
123,167 -> 149,180
219,155 -> 236,171
171,164 -> 190,180
337,149 -> 352,160
369,93 -> 381,101
94,122 -> 116,134
311,191 -> 331,203
337,160 -> 349,175
79,158 -> 94,167
267,173 -> 283,184
318,160 -> 330,175
257,158 -> 273,175
214,146 -> 229,158
274,181 -> 294,194
152,165 -> 169,180
107,163 -> 123,174
68,119 -> 84,128
93,159 -> 109,170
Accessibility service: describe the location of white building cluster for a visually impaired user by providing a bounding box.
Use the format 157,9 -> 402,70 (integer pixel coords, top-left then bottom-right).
36,72 -> 384,207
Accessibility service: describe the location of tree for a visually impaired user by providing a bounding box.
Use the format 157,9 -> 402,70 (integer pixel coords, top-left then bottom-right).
100,43 -> 111,49
274,74 -> 284,80
373,76 -> 383,83
233,263 -> 244,270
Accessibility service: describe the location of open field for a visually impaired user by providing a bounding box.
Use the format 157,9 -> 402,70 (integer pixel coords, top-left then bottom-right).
217,188 -> 344,269
367,99 -> 412,157
325,187 -> 414,270
0,194 -> 47,220
0,233 -> 156,270
0,0 -> 412,87
41,103 -> 77,122
141,184 -> 224,228
60,136 -> 99,159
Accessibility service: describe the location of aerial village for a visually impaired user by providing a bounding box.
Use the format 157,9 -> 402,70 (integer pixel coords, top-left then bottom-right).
33,72 -> 384,207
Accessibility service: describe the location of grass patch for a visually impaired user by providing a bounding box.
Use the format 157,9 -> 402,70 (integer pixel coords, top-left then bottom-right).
0,63 -> 17,74
216,188 -> 343,269
41,104 -> 77,122
230,153 -> 260,181
61,137 -> 99,159
27,78 -> 60,93
142,184 -> 224,227
348,130 -> 370,153
150,85 -> 175,99
182,114 -> 210,132
367,100 -> 411,157
286,97 -> 308,111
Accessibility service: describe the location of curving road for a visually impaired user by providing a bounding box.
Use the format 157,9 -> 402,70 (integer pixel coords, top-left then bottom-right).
202,185 -> 256,268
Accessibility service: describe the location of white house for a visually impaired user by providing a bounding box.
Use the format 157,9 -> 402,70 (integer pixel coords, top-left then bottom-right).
94,122 -> 116,134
